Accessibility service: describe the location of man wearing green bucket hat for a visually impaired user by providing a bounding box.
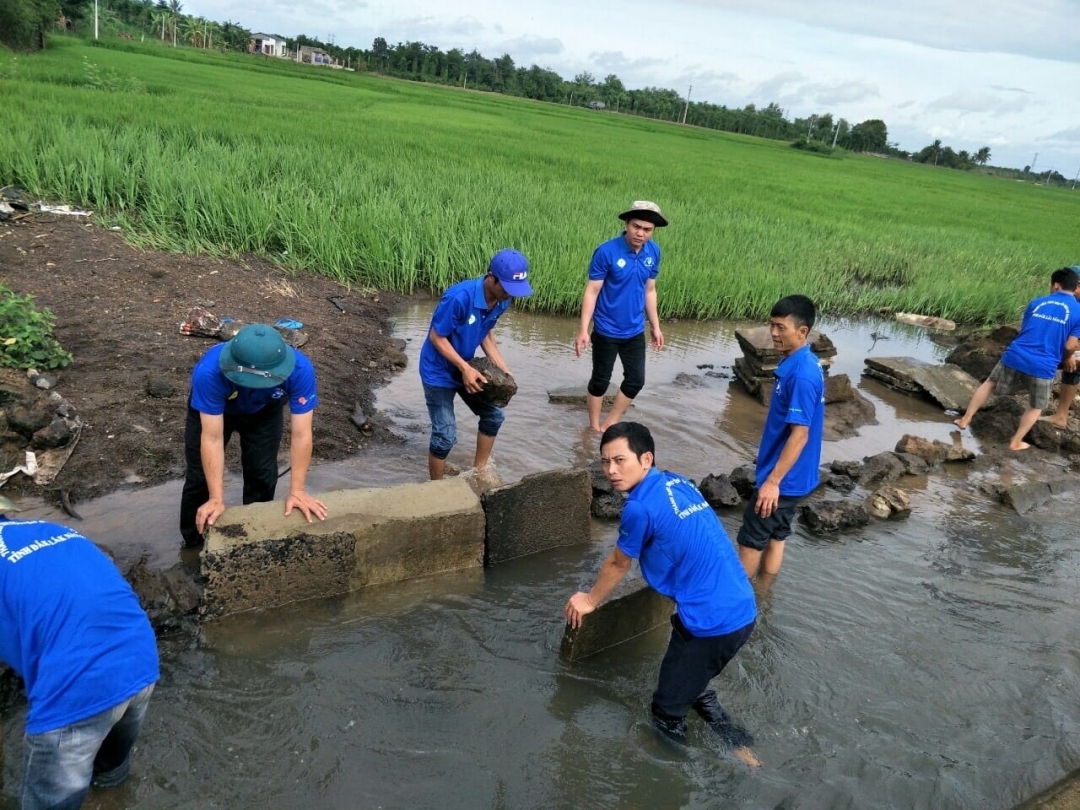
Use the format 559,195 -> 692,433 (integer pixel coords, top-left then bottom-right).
180,323 -> 326,547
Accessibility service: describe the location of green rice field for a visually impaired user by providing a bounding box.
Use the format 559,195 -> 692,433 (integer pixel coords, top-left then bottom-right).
1,37 -> 1078,322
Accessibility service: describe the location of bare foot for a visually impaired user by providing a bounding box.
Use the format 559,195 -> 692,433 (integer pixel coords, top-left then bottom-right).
953,418 -> 970,430
1040,417 -> 1068,429
734,746 -> 761,768
1008,441 -> 1031,451
588,423 -> 602,433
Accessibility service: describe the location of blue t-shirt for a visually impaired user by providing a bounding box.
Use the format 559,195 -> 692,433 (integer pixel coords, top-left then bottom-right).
756,344 -> 825,497
1000,291 -> 1080,380
0,518 -> 159,735
589,233 -> 661,339
419,277 -> 510,389
190,343 -> 318,416
617,469 -> 756,637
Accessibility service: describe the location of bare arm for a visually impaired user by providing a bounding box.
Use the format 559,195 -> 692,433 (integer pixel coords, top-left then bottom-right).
1064,336 -> 1079,372
755,424 -> 809,518
284,411 -> 327,523
575,279 -> 604,357
480,330 -> 510,374
564,547 -> 634,628
429,327 -> 487,393
645,278 -> 663,351
195,413 -> 226,533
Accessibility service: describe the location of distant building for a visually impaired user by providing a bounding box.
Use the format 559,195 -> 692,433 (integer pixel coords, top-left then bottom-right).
250,33 -> 287,58
588,100 -> 606,110
299,46 -> 332,66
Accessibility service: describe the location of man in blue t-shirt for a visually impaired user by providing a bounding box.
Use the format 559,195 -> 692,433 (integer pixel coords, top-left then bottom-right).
565,423 -> 758,759
1044,266 -> 1080,429
0,495 -> 159,810
955,267 -> 1080,450
575,201 -> 667,433
180,323 -> 326,547
419,249 -> 533,480
737,295 -> 825,580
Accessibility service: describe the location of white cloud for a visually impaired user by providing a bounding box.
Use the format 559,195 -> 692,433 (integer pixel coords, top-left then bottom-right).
801,80 -> 880,105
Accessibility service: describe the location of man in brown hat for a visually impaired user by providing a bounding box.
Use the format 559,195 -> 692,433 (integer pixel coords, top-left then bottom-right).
575,201 -> 668,432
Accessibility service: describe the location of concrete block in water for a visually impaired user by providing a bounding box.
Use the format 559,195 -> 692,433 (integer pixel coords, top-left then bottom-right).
548,384 -> 618,406
201,480 -> 484,619
561,579 -> 674,661
483,468 -> 592,563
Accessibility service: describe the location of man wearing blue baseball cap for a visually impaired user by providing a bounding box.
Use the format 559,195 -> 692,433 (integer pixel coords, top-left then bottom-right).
180,323 -> 327,547
419,249 -> 533,480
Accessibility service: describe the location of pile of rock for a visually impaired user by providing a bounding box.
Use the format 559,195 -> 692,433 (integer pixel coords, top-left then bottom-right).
733,326 -> 847,407
0,368 -> 81,487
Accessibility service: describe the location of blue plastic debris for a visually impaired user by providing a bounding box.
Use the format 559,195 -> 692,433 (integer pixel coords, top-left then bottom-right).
275,318 -> 304,330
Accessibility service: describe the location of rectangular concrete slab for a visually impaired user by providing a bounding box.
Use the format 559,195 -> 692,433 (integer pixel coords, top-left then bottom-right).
863,357 -> 978,411
483,469 -> 592,564
561,579 -> 674,661
201,480 -> 484,619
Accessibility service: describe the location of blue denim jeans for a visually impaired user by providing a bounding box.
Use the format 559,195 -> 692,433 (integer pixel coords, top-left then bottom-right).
423,383 -> 504,460
22,683 -> 155,810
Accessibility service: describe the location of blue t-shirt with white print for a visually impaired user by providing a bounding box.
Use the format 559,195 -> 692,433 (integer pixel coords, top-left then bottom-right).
1000,291 -> 1080,380
589,234 -> 661,339
755,344 -> 825,497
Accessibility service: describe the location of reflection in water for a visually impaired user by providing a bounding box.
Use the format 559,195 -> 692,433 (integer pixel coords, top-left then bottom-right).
4,309 -> 1080,809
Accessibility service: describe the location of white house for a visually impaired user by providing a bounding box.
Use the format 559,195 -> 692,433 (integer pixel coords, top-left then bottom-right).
250,33 -> 287,58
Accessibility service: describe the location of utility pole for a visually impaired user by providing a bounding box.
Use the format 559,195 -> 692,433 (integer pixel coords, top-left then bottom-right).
94,0 -> 98,39
1071,165 -> 1079,190
806,115 -> 816,141
831,121 -> 840,148
1030,152 -> 1039,174
681,85 -> 692,125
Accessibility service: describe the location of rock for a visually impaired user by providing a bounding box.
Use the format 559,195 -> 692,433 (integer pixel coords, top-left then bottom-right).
389,338 -> 407,352
797,500 -> 870,533
824,373 -> 855,403
866,485 -> 911,519
989,325 -> 1019,344
894,434 -> 974,464
384,349 -> 408,370
728,464 -> 757,500
823,388 -> 878,441
468,357 -> 518,407
54,400 -> 76,419
31,373 -> 58,390
858,452 -> 907,486
1001,481 -> 1053,514
944,343 -> 1002,382
895,312 -> 956,331
591,490 -> 626,519
1027,420 -> 1080,454
893,452 -> 931,476
124,557 -> 202,634
31,416 -> 73,450
350,404 -> 372,434
827,474 -> 857,493
548,384 -> 618,406
145,377 -> 176,398
697,474 -> 742,507
830,459 -> 863,478
704,370 -> 730,379
673,372 -> 704,388
862,357 -> 978,411
7,403 -> 51,438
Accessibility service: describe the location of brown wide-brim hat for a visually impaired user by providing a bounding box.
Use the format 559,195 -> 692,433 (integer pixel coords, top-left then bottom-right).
617,200 -> 668,228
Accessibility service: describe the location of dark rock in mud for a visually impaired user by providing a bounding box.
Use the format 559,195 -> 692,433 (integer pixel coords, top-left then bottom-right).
145,377 -> 176,398
673,372 -> 704,388
31,373 -> 58,390
592,490 -> 626,520
728,464 -> 757,500
827,474 -> 857,493
895,434 -> 975,464
798,500 -> 870,533
697,474 -> 742,507
830,459 -> 863,478
124,557 -> 202,634
1026,419 -> 1080,454
824,373 -> 855,403
858,452 -> 907,486
31,416 -> 73,450
7,402 -> 51,438
944,328 -> 1013,381
893,452 -> 931,476
866,485 -> 911,519
705,370 -> 731,379
350,404 -> 372,434
823,389 -> 877,441
468,357 -> 518,407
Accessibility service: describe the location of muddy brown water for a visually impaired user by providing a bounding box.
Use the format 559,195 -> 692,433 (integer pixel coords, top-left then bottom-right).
4,306 -> 1080,810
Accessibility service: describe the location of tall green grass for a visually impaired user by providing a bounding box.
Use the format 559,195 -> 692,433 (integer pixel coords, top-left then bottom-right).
1,37 -> 1077,323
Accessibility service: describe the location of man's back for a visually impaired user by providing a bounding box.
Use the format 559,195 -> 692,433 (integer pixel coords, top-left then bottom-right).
1002,291 -> 1080,379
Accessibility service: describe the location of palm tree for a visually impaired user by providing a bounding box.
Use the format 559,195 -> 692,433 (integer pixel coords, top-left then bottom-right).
975,146 -> 991,166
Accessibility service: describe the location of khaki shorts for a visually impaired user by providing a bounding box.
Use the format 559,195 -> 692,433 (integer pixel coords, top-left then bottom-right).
989,362 -> 1052,410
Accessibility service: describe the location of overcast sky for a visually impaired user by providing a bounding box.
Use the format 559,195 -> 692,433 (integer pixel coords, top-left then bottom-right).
188,0 -> 1080,172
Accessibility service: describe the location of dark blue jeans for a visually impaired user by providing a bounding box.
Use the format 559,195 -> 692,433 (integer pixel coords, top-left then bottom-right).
651,615 -> 755,737
423,383 -> 505,460
22,683 -> 155,810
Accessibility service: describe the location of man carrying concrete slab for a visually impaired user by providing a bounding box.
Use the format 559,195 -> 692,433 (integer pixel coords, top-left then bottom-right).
180,323 -> 327,548
955,267 -> 1080,449
420,249 -> 533,480
564,423 -> 758,760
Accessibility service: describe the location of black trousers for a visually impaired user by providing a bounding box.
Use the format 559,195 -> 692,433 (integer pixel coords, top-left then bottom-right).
587,330 -> 647,399
179,403 -> 284,547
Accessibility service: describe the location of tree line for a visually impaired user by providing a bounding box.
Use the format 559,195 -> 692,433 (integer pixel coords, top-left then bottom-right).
5,0 -> 1003,173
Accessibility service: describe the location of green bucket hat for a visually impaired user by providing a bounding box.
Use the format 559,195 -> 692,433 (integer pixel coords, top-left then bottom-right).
0,495 -> 21,513
218,324 -> 296,389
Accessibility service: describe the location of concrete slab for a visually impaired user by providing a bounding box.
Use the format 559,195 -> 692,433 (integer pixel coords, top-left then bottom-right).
863,357 -> 978,411
548,384 -> 618,406
560,579 -> 674,661
1013,770 -> 1080,810
483,469 -> 592,564
201,480 -> 484,619
735,326 -> 837,363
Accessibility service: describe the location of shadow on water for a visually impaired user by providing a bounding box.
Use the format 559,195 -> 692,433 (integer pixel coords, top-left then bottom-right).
5,306 -> 1080,809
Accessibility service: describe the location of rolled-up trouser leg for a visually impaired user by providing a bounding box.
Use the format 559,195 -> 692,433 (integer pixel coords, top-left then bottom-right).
587,331 -> 620,398
616,331 -> 647,399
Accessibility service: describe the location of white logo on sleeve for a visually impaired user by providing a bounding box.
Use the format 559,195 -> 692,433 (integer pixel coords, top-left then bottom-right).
616,259 -> 626,268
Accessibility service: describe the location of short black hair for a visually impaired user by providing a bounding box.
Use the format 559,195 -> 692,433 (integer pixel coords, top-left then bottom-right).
770,294 -> 817,330
1051,267 -> 1079,292
600,422 -> 655,461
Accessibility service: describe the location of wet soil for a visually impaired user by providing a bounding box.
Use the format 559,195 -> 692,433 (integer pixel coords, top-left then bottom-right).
0,215 -> 406,505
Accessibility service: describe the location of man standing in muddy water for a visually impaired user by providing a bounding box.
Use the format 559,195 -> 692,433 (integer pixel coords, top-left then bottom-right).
737,295 -> 825,581
564,422 -> 759,764
180,323 -> 327,548
420,248 -> 533,480
575,201 -> 667,432
954,267 -> 1080,450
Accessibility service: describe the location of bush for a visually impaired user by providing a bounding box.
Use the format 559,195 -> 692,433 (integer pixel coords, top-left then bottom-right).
0,0 -> 53,52
790,138 -> 836,156
0,285 -> 72,370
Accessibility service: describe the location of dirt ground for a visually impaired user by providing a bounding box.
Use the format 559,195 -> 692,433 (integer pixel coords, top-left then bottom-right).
0,214 -> 407,506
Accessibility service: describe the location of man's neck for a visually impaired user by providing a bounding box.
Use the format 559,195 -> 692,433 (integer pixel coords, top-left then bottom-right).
482,277 -> 498,308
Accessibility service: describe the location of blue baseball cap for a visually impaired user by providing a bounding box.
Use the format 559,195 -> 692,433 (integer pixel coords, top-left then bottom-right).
488,249 -> 533,297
